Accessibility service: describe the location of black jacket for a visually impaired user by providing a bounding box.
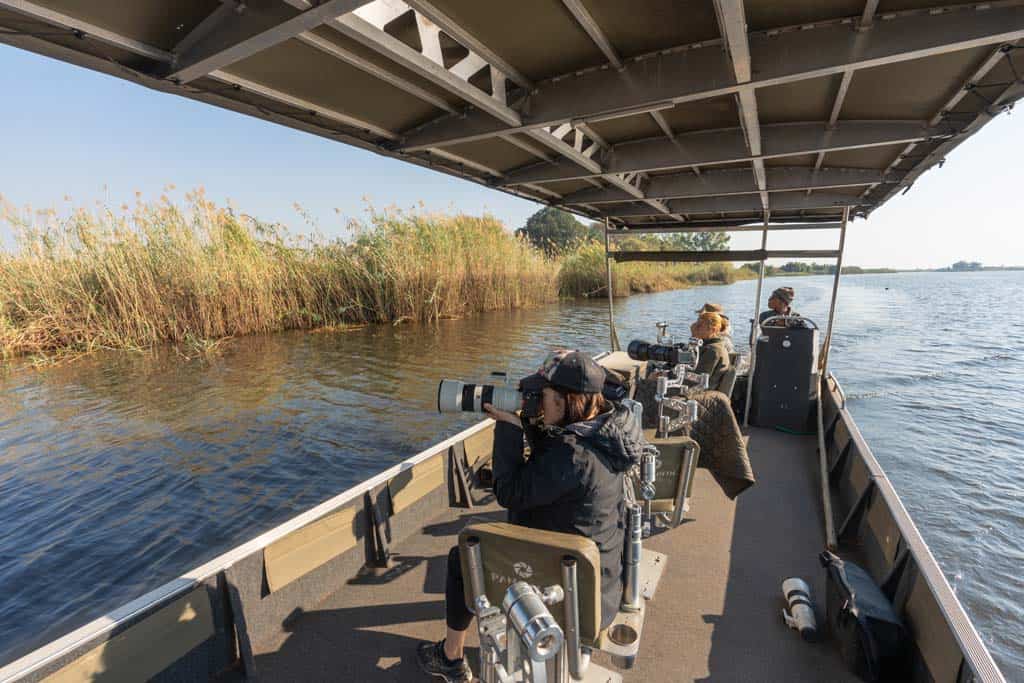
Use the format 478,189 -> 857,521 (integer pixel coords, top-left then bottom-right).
492,405 -> 644,627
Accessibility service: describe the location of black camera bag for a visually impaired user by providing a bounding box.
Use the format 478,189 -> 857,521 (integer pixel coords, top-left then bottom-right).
820,551 -> 908,681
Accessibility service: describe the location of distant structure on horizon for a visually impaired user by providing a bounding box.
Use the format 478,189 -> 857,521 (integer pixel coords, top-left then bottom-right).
947,261 -> 984,272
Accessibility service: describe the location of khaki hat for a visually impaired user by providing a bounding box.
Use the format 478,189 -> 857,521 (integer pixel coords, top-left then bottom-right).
695,302 -> 724,314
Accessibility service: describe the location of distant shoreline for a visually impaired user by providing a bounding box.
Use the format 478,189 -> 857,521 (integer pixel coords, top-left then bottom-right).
752,266 -> 1024,277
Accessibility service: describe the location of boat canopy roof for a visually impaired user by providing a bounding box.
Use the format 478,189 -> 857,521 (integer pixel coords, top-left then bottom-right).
2,0 -> 1023,229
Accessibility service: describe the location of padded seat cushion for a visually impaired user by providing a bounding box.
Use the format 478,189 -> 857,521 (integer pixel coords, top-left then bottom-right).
459,522 -> 602,645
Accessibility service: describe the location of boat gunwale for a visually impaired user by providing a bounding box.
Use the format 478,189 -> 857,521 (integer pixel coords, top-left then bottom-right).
824,375 -> 1004,682
0,417 -> 496,682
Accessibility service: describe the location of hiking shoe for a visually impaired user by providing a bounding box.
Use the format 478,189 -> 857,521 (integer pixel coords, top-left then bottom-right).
416,640 -> 472,682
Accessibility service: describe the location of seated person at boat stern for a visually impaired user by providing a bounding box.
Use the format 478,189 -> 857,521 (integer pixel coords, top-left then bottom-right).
759,286 -> 798,326
417,351 -> 642,682
691,311 -> 732,391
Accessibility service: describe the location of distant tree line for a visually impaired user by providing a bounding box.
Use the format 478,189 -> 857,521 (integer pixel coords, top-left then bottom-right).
516,207 -> 730,255
741,262 -> 893,276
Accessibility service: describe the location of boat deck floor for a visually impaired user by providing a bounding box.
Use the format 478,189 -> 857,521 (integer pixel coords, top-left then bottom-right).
251,427 -> 859,682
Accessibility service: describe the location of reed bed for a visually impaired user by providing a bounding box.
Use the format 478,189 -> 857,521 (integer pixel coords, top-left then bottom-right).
0,193 -> 556,358
0,194 -> 749,360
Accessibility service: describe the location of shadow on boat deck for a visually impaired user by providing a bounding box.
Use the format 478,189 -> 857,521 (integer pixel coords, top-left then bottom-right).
249,429 -> 858,682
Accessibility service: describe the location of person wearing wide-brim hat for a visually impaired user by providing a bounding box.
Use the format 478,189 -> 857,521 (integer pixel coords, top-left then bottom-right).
696,302 -> 734,353
759,287 -> 798,327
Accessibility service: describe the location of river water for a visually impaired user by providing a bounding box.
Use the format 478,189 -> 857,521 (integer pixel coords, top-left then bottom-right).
1,271 -> 1022,676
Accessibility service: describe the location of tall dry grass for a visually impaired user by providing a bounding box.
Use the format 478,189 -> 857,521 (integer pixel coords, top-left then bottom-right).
0,193 -> 557,358
0,193 -> 753,360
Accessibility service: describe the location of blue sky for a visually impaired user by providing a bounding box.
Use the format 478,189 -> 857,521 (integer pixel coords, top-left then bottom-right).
1,42 -> 1022,269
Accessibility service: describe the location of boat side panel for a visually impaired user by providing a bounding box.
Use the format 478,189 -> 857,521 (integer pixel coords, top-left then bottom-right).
264,504 -> 361,593
462,426 -> 494,468
12,575 -> 234,683
823,376 -> 1004,683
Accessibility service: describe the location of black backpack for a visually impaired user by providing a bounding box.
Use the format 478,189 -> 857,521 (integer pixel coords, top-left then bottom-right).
820,551 -> 909,681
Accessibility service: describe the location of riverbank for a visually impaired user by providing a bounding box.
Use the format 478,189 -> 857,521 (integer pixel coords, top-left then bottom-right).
0,195 -> 743,359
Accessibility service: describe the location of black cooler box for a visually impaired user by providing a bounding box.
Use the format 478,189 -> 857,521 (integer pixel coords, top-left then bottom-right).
749,324 -> 819,431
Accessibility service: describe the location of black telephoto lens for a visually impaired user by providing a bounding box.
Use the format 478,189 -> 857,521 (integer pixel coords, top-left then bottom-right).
627,340 -> 649,361
627,340 -> 680,365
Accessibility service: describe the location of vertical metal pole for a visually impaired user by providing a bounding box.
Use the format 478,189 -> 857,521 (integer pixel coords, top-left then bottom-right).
817,206 -> 848,551
743,211 -> 770,427
466,538 -> 486,609
669,443 -> 692,527
621,503 -> 643,611
603,218 -> 621,352
820,206 -> 849,376
561,557 -> 583,681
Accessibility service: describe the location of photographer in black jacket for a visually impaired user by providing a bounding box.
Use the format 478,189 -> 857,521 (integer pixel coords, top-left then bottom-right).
417,351 -> 643,682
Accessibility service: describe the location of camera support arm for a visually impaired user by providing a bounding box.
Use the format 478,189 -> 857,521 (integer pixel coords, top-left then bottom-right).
654,374 -> 701,439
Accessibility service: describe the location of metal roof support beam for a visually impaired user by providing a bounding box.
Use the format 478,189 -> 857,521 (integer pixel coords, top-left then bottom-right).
298,0 -> 624,182
811,68 -> 856,185
521,183 -> 562,199
600,191 -> 860,218
869,42 -> 1024,208
828,69 -> 855,129
528,122 -> 675,217
427,148 -> 504,177
928,44 -> 1014,127
208,70 -> 398,140
400,5 -> 1024,149
611,249 -> 840,263
562,0 -> 622,69
621,214 -> 843,228
285,0 -> 523,126
0,0 -> 173,62
501,121 -> 937,185
609,222 -> 843,235
171,1 -> 245,58
499,134 -> 554,162
168,0 -> 371,83
714,0 -> 768,211
523,128 -> 603,174
559,167 -> 883,205
650,111 -> 676,140
403,0 -> 533,88
295,31 -> 456,113
866,42 -> 1017,202
859,0 -> 881,31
